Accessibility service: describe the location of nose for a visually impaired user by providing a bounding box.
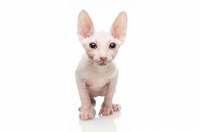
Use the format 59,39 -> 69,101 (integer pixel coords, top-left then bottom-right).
100,56 -> 107,61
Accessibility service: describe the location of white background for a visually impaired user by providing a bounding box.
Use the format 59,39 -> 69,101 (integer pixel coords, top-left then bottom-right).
0,0 -> 200,132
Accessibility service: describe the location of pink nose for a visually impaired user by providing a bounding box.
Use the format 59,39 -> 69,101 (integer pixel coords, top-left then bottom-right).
100,56 -> 107,61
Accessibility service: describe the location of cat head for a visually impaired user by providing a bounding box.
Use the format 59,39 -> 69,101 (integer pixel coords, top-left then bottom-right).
77,10 -> 127,66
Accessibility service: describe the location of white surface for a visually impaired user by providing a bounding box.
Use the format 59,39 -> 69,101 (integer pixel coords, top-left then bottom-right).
0,0 -> 200,132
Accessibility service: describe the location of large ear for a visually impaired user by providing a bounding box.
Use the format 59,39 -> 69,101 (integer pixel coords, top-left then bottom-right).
110,11 -> 127,43
77,10 -> 95,40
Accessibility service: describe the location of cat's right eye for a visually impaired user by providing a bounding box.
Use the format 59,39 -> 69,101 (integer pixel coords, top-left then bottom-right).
89,43 -> 97,49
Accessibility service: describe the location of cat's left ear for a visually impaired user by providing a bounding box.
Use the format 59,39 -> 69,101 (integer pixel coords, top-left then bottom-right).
110,11 -> 127,44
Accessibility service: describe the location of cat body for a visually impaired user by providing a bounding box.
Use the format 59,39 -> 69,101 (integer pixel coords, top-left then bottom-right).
75,10 -> 127,120
76,53 -> 117,96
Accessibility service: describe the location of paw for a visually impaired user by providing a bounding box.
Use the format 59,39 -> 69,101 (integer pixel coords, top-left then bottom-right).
99,107 -> 114,116
112,104 -> 121,112
99,103 -> 121,116
78,107 -> 93,120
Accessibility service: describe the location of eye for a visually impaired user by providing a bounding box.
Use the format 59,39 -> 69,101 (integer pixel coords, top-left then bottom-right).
89,43 -> 97,49
109,43 -> 116,50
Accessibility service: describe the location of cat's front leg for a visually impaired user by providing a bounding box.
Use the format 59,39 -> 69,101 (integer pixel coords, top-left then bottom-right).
99,72 -> 121,116
75,73 -> 93,120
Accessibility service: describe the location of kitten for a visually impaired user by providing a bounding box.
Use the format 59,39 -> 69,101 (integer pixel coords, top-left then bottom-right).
75,10 -> 127,120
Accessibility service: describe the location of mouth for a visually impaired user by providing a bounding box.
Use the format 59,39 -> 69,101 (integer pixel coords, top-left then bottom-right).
99,62 -> 107,66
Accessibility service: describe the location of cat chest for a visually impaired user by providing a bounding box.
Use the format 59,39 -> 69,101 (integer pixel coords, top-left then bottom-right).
86,79 -> 110,91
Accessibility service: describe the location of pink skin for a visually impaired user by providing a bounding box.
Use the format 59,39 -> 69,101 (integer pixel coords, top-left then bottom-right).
76,10 -> 127,120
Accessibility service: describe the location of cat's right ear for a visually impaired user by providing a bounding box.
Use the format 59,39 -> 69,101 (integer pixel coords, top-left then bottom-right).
77,10 -> 95,41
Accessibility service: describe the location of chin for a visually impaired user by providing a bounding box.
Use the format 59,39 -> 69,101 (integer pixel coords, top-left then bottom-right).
98,61 -> 112,66
99,62 -> 107,66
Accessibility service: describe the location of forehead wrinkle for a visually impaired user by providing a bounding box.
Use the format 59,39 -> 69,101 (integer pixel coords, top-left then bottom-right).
95,32 -> 111,46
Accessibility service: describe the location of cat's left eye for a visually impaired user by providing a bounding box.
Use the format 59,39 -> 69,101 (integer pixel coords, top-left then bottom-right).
109,43 -> 116,50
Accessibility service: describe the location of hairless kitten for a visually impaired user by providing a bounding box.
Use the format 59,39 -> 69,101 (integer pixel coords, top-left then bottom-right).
75,10 -> 127,120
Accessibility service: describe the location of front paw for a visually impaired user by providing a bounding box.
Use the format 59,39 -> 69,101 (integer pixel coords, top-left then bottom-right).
78,107 -> 93,120
99,107 -> 114,116
99,104 -> 121,116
